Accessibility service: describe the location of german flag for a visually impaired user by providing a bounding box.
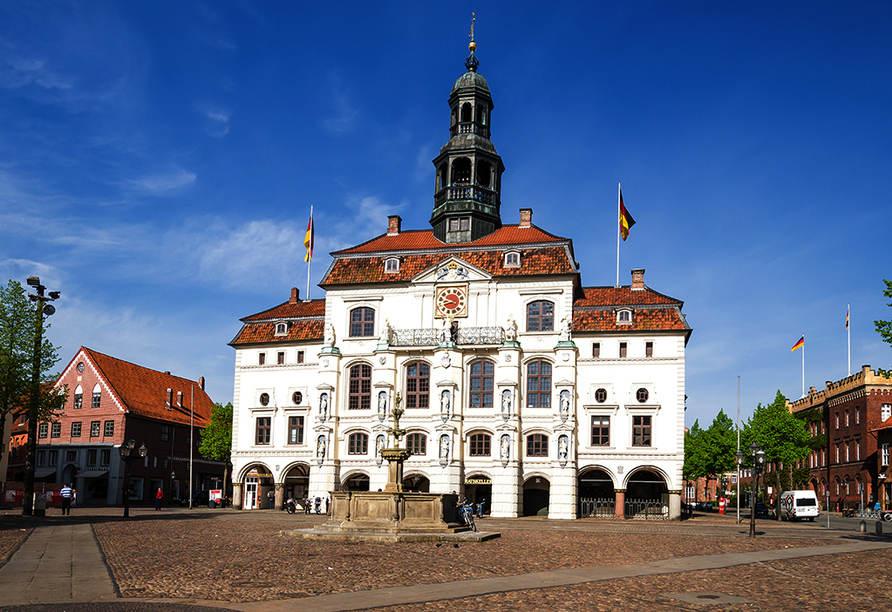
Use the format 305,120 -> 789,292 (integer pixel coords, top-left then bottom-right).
304,212 -> 314,262
791,336 -> 804,352
619,189 -> 635,241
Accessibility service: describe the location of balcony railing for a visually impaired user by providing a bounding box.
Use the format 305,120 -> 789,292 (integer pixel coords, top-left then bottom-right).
389,326 -> 505,347
433,184 -> 497,208
450,122 -> 490,138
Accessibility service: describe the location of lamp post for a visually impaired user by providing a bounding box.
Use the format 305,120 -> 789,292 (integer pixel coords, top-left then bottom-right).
22,276 -> 60,516
736,442 -> 767,538
119,438 -> 148,518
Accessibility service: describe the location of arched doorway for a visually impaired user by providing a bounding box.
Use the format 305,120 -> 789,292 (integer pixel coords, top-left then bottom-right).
283,463 -> 309,502
577,468 -> 615,518
625,469 -> 668,519
342,473 -> 370,491
402,473 -> 430,493
464,474 -> 491,515
522,475 -> 550,517
241,465 -> 273,510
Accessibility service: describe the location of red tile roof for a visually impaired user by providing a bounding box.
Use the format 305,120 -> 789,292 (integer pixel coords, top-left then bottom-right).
242,298 -> 326,321
572,286 -> 689,335
332,224 -> 566,255
231,298 -> 326,347
574,286 -> 681,307
67,348 -> 214,427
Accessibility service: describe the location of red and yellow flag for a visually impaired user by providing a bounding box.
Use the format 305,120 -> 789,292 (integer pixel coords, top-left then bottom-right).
846,307 -> 849,330
304,212 -> 314,262
791,336 -> 804,352
619,189 -> 635,241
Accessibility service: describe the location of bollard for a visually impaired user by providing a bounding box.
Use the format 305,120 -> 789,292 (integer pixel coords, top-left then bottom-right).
877,521 -> 884,535
859,520 -> 867,533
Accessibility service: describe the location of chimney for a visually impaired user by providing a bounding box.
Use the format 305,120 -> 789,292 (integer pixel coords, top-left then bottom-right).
198,376 -> 205,391
289,287 -> 299,304
387,215 -> 402,235
519,209 -> 532,227
177,391 -> 183,406
631,268 -> 645,290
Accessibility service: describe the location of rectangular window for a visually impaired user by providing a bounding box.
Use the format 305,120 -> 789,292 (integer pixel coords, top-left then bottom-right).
288,416 -> 304,445
882,404 -> 892,422
856,439 -> 861,460
51,423 -> 61,438
38,423 -> 48,438
632,415 -> 652,447
526,434 -> 549,457
100,449 -> 110,466
592,343 -> 600,358
87,449 -> 97,466
104,420 -> 114,437
856,407 -> 860,424
645,341 -> 653,357
845,410 -> 849,426
277,351 -> 285,365
256,417 -> 271,445
835,412 -> 839,429
835,444 -> 840,462
591,416 -> 610,446
90,421 -> 101,437
845,442 -> 850,462
92,391 -> 101,409
297,351 -> 305,363
258,352 -> 266,365
619,342 -> 627,358
48,450 -> 58,466
66,450 -> 77,462
469,434 -> 491,457
37,450 -> 45,466
882,443 -> 889,467
161,425 -> 170,442
74,393 -> 82,409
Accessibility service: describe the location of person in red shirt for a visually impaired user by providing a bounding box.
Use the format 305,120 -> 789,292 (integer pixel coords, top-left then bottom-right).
155,487 -> 163,510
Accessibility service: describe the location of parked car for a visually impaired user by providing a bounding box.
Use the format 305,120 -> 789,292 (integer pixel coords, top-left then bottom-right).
755,502 -> 771,517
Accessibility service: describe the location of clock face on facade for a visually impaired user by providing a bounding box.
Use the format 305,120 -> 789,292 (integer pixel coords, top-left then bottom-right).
435,285 -> 468,318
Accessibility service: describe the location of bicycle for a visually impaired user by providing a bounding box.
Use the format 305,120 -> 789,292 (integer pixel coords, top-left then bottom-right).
459,499 -> 477,532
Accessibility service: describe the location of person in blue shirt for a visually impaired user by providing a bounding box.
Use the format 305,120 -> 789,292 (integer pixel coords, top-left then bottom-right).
60,484 -> 73,515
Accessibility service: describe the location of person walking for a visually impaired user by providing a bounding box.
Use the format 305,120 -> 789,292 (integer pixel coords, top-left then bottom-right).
155,487 -> 164,510
60,483 -> 73,515
268,488 -> 275,510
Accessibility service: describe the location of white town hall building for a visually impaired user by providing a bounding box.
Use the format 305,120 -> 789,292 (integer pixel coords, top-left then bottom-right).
229,39 -> 691,520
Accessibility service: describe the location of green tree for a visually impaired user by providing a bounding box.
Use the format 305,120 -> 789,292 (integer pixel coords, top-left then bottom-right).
199,402 -> 233,492
683,420 -> 708,501
875,278 -> 892,347
703,409 -> 738,480
743,390 -> 811,519
0,279 -> 66,514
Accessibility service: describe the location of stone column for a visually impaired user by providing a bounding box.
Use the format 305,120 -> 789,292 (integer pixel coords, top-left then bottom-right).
668,489 -> 682,520
232,482 -> 243,509
275,483 -> 285,511
614,489 -> 626,519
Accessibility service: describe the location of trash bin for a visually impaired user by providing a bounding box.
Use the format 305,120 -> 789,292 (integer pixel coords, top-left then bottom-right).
33,493 -> 46,517
208,499 -> 217,509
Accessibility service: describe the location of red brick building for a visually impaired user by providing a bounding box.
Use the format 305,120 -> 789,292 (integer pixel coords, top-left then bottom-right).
873,411 -> 892,510
29,347 -> 224,506
789,365 -> 892,511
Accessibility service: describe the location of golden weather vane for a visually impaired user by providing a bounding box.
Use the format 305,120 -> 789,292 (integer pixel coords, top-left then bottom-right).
469,12 -> 476,50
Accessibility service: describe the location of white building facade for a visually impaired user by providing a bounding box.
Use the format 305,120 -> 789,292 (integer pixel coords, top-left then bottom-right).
229,42 -> 691,519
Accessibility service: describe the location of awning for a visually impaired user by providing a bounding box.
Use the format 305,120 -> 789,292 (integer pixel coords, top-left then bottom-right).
34,469 -> 56,478
77,469 -> 109,479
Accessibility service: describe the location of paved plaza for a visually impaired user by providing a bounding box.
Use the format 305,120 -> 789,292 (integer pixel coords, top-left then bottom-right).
0,507 -> 890,611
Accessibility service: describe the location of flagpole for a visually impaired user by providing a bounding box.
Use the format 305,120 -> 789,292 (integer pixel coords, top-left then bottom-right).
306,205 -> 313,302
801,334 -> 806,398
736,375 -> 741,524
615,182 -> 621,288
847,304 -> 851,376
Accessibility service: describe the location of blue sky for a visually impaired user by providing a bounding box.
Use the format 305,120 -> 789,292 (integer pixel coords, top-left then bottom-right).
2,1 -> 890,429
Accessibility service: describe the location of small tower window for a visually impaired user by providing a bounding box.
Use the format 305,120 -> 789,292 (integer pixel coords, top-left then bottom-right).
274,322 -> 288,336
461,102 -> 472,123
504,251 -> 520,268
385,258 -> 400,274
617,309 -> 632,324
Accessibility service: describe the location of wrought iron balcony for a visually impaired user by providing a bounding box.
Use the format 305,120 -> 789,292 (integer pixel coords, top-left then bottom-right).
389,326 -> 505,348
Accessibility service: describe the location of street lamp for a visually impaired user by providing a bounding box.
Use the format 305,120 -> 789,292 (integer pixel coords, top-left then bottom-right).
119,438 -> 148,518
736,442 -> 767,538
22,276 -> 60,517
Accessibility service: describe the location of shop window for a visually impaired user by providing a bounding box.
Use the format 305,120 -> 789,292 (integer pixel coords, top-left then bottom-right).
468,360 -> 494,407
592,416 -> 610,446
405,361 -> 430,408
350,307 -> 375,337
407,433 -> 427,455
255,417 -> 271,445
469,433 -> 491,457
526,300 -> 554,332
288,416 -> 304,445
632,415 -> 652,447
348,432 -> 369,455
348,363 -> 372,409
526,360 -> 552,407
526,433 -> 549,457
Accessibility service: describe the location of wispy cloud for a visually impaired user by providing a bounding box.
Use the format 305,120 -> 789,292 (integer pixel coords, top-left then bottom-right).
123,169 -> 197,195
0,55 -> 73,91
321,75 -> 359,134
198,104 -> 232,137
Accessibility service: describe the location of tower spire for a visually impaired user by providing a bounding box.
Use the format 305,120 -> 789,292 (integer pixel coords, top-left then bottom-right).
465,12 -> 479,72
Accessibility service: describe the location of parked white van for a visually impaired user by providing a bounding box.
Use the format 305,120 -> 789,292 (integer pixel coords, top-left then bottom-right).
779,490 -> 820,521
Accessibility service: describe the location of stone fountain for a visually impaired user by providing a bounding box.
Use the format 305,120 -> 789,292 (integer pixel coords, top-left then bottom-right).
284,394 -> 498,542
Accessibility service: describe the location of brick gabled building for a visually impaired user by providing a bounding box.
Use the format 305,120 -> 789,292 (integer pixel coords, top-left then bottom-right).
33,347 -> 224,505
228,38 -> 692,519
789,365 -> 892,511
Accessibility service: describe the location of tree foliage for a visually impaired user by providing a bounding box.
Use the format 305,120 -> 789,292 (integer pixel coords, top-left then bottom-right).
876,279 -> 892,377
683,419 -> 707,482
703,409 -> 738,478
199,402 -> 233,463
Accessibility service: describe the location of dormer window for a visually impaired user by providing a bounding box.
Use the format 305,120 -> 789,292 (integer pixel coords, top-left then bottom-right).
504,251 -> 520,268
384,257 -> 400,274
274,322 -> 288,336
617,309 -> 632,325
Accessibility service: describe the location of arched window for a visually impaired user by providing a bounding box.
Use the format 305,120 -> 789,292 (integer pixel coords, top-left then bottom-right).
469,433 -> 491,456
461,102 -> 472,123
477,160 -> 492,187
350,307 -> 375,337
469,360 -> 494,407
405,362 -> 430,408
73,385 -> 83,409
526,433 -> 549,457
526,300 -> 554,332
348,363 -> 372,410
348,432 -> 369,455
407,432 -> 427,455
274,322 -> 287,335
451,158 -> 471,184
476,105 -> 486,125
92,384 -> 101,409
526,360 -> 552,407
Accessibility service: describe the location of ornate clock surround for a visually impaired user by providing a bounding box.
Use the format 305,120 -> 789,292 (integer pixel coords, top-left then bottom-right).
435,285 -> 468,318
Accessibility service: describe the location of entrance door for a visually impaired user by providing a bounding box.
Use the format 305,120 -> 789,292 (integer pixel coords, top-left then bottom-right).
244,477 -> 258,510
